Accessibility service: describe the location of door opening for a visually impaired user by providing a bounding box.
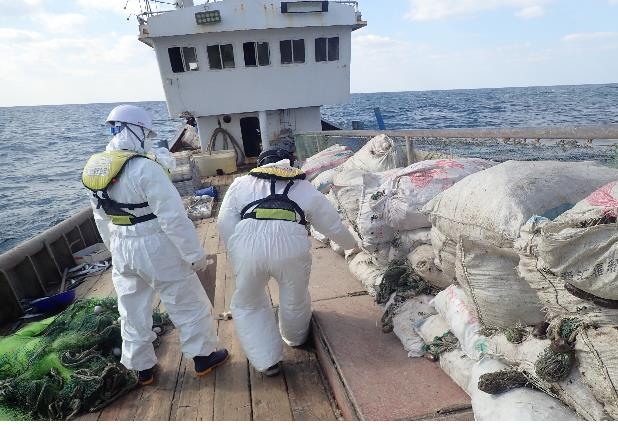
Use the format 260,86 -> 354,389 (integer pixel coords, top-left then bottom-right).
240,117 -> 261,158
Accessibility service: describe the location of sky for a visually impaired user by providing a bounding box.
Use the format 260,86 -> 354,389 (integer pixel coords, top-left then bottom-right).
0,0 -> 617,107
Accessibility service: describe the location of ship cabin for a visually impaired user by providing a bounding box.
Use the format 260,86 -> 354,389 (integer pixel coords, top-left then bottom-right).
138,0 -> 366,160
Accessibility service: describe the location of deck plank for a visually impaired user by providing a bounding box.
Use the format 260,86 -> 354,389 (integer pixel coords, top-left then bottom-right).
195,218 -> 211,247
246,280 -> 293,420
76,270 -> 114,299
170,252 -> 218,420
204,218 -> 221,255
213,252 -> 252,421
170,355 -> 216,420
264,273 -> 336,421
133,329 -> 184,420
98,381 -> 144,420
283,344 -> 338,421
249,364 -> 293,420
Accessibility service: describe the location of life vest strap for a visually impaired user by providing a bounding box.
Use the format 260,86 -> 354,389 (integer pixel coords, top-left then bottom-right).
240,179 -> 307,225
94,192 -> 157,226
109,213 -> 157,226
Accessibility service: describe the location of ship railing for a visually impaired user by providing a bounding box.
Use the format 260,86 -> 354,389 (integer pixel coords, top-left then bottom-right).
293,124 -> 618,165
0,207 -> 102,328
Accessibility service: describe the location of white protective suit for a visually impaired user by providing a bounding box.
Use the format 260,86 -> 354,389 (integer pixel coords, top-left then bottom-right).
217,159 -> 356,371
88,126 -> 219,371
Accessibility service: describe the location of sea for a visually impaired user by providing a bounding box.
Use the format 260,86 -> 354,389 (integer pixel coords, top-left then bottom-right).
1,83 -> 618,254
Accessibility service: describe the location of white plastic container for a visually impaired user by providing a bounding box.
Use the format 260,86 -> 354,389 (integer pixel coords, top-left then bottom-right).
193,150 -> 237,177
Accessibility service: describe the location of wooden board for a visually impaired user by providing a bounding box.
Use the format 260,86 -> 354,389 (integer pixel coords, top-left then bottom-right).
170,355 -> 216,420
282,344 -> 337,420
213,253 -> 252,421
249,363 -> 293,421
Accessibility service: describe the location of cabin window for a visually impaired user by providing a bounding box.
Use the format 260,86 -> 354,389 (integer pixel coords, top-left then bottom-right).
243,41 -> 270,67
207,43 -> 235,70
168,46 -> 199,73
315,37 -> 339,62
279,39 -> 305,64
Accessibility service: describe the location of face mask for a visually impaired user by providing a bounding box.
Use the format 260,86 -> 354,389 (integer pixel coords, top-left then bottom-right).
110,123 -> 124,135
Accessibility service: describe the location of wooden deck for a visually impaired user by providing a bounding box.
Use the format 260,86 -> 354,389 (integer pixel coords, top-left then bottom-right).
73,173 -> 340,421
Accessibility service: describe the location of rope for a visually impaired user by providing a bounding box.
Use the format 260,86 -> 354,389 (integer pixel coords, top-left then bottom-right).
207,127 -> 246,165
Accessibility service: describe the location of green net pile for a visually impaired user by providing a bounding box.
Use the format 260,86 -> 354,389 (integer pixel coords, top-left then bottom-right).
422,331 -> 459,360
0,297 -> 168,420
503,322 -> 528,344
478,369 -> 532,394
557,317 -> 582,342
377,259 -> 434,305
534,345 -> 574,383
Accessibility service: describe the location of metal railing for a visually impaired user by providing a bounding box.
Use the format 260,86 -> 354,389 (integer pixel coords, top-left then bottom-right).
294,124 -> 618,164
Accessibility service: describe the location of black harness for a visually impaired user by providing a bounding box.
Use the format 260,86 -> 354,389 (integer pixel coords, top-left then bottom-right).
240,178 -> 307,225
87,155 -> 157,226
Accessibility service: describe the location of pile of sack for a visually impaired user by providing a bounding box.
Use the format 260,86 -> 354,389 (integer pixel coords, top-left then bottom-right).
306,135 -> 618,420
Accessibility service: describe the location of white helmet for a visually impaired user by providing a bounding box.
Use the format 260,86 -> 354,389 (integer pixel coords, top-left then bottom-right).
106,104 -> 157,137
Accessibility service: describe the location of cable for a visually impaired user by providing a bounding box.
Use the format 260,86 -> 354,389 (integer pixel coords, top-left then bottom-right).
207,127 -> 246,165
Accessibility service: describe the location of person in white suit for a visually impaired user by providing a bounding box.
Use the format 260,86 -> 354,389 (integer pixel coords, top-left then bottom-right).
82,104 -> 228,385
217,146 -> 357,376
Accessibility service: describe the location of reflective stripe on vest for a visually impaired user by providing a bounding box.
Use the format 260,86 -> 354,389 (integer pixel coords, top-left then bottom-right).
240,178 -> 307,225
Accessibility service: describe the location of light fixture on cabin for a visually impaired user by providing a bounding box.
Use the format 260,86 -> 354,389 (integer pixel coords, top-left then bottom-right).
195,10 -> 221,24
281,1 -> 329,13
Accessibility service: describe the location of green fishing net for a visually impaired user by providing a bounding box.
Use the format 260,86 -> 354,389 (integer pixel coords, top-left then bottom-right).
535,346 -> 574,382
0,297 -> 170,420
557,317 -> 582,342
378,259 -> 439,332
503,323 -> 528,344
478,369 -> 532,394
422,331 -> 459,360
377,259 -> 434,305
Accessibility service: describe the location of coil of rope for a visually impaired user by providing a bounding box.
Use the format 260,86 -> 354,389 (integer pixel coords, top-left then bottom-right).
207,127 -> 246,165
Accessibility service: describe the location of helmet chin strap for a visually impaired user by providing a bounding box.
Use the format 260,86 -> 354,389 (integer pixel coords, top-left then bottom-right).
124,125 -> 147,149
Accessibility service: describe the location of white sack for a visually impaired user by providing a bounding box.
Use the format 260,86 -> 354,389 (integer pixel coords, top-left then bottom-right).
379,158 -> 494,231
486,333 -> 609,420
361,241 -> 392,267
357,184 -> 394,245
301,144 -> 353,181
311,168 -> 339,193
348,251 -> 386,297
407,244 -> 454,290
439,349 -> 476,395
339,134 -> 406,172
416,313 -> 451,344
455,237 -> 545,328
423,160 -> 618,248
431,285 -> 488,360
468,357 -> 580,421
536,181 -> 618,301
518,253 -> 618,326
391,295 -> 437,357
331,169 -> 397,225
388,229 -> 432,262
430,226 -> 457,279
577,326 -> 618,419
